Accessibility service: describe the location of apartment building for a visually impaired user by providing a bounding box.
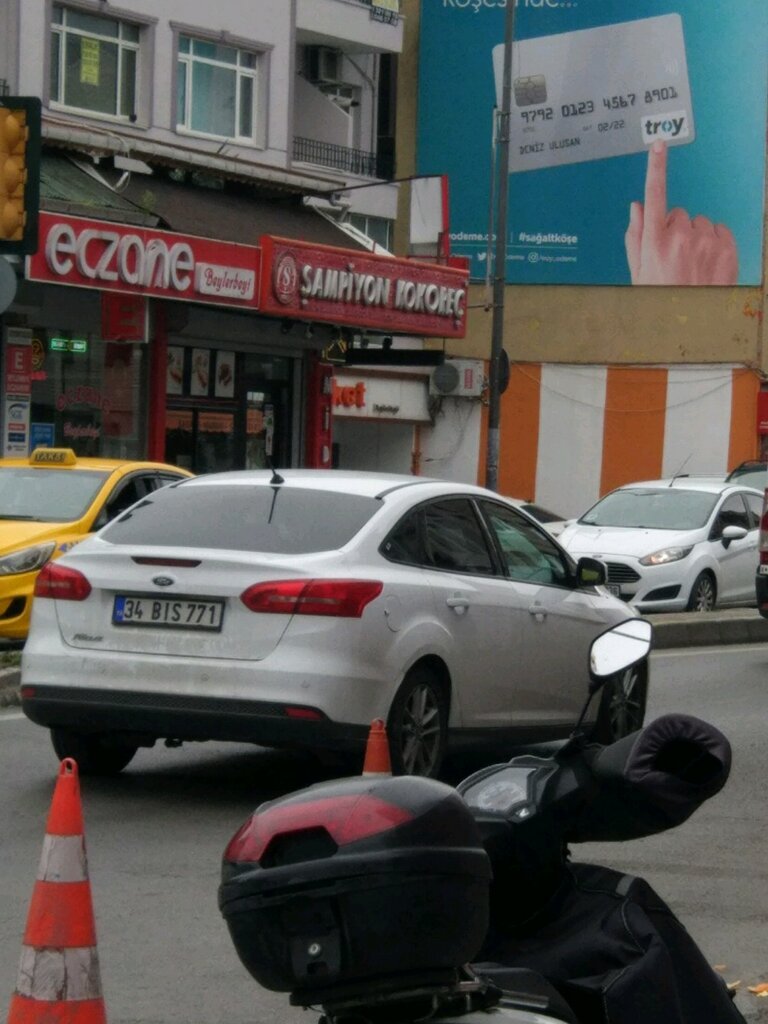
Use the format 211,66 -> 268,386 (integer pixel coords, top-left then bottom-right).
0,0 -> 477,478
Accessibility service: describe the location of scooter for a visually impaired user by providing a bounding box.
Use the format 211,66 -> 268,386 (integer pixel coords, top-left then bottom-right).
218,619 -> 745,1024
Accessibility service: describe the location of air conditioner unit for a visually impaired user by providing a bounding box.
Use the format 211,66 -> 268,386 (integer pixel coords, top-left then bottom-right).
429,359 -> 484,398
307,46 -> 343,85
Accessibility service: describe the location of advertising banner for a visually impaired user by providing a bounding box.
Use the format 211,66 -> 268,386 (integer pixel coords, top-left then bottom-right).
417,1 -> 768,285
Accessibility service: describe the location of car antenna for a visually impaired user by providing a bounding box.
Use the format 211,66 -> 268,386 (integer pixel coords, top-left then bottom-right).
668,454 -> 692,486
267,456 -> 284,486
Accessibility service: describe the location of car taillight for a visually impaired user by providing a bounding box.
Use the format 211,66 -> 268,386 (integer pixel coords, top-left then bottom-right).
760,491 -> 768,563
34,562 -> 92,601
240,579 -> 383,617
223,795 -> 413,864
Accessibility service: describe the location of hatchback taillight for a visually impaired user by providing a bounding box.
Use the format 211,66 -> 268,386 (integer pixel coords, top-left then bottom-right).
34,562 -> 92,601
760,490 -> 768,564
240,579 -> 383,618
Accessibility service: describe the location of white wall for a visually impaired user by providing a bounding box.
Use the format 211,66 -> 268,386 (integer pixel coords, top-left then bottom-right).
420,397 -> 482,484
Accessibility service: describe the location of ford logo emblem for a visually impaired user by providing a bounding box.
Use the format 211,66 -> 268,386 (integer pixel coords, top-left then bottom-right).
152,575 -> 175,587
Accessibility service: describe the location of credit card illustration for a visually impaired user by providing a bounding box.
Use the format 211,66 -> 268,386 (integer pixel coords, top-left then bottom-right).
492,14 -> 696,173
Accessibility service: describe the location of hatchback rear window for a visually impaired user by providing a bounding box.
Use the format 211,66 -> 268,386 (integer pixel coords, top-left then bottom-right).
100,483 -> 382,553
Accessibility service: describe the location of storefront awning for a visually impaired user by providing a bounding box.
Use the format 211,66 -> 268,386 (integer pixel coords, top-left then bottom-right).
117,172 -> 368,250
40,151 -> 367,250
40,153 -> 160,227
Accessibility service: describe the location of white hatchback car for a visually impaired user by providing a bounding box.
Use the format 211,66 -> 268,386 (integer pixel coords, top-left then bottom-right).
558,477 -> 763,613
21,470 -> 646,777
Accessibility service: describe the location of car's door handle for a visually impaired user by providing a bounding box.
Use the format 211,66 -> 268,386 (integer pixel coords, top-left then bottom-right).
528,603 -> 547,622
446,594 -> 470,614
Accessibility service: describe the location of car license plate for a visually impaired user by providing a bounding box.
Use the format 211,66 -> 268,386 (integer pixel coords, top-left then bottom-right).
113,595 -> 224,631
604,583 -> 621,598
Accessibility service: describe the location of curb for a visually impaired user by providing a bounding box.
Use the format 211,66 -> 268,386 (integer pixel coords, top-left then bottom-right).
647,609 -> 768,650
0,667 -> 21,708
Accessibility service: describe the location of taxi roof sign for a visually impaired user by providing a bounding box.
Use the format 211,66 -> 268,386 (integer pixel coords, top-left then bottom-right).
29,448 -> 78,466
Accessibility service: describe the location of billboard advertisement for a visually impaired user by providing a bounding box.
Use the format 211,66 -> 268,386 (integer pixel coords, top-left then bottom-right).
417,1 -> 768,285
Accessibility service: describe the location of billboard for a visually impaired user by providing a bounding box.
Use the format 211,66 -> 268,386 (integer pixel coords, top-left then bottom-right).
417,1 -> 768,285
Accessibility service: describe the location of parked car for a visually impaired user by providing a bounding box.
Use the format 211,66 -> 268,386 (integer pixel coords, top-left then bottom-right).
506,497 -> 570,537
0,448 -> 192,642
755,487 -> 768,617
558,477 -> 763,613
724,459 -> 767,492
20,470 -> 647,778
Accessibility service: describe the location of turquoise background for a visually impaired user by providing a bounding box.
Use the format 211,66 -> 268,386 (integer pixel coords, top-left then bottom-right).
417,1 -> 768,284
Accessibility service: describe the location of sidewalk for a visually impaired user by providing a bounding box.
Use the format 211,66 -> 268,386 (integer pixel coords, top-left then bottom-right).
1,609 -> 766,711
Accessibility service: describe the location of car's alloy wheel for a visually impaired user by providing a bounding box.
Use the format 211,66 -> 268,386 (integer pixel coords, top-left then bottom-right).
387,667 -> 448,778
687,572 -> 717,612
591,659 -> 648,744
50,728 -> 138,776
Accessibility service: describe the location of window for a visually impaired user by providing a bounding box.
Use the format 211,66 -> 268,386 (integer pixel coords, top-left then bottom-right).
50,6 -> 139,118
422,500 -> 495,575
177,36 -> 259,140
481,502 -> 569,586
712,494 -> 750,537
744,492 -> 763,531
382,511 -> 424,565
348,213 -> 393,251
102,486 -> 381,553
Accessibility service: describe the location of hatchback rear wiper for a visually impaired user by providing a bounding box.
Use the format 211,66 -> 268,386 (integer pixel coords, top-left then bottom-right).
0,514 -> 41,520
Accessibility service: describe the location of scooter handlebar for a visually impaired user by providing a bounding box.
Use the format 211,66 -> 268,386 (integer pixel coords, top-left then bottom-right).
568,713 -> 732,842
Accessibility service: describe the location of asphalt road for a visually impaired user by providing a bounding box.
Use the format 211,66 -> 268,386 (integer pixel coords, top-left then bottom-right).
1,645 -> 767,1024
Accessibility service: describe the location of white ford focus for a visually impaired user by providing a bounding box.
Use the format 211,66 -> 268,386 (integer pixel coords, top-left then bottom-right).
21,470 -> 646,777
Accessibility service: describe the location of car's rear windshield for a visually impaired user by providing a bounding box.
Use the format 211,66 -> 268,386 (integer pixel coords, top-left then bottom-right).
0,468 -> 109,522
101,483 -> 382,553
579,488 -> 720,530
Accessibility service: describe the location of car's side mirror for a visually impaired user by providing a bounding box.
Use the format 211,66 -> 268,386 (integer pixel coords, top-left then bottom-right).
576,556 -> 607,588
721,524 -> 748,546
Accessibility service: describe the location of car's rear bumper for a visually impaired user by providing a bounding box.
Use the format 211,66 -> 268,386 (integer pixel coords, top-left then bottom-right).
21,684 -> 370,753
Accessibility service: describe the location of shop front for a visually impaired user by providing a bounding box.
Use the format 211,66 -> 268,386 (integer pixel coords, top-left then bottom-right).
4,213 -> 470,474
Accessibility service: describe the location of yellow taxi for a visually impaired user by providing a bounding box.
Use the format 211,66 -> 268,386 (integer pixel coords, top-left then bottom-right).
0,448 -> 192,641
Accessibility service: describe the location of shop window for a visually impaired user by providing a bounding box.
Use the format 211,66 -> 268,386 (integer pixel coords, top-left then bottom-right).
28,333 -> 147,460
176,34 -> 262,142
50,5 -> 140,120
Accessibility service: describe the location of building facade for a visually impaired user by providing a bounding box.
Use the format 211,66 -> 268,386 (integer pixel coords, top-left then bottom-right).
398,0 -> 768,516
1,0 -> 483,479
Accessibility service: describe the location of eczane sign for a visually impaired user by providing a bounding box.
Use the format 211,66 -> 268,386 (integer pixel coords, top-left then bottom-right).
27,213 -> 261,309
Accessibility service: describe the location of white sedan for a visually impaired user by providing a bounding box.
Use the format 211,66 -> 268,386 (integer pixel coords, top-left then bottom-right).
558,477 -> 763,613
21,470 -> 645,778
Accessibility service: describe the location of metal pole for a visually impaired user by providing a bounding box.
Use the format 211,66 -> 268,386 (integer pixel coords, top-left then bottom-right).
485,0 -> 516,492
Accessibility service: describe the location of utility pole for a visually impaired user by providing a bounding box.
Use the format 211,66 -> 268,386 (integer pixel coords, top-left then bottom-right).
485,0 -> 516,492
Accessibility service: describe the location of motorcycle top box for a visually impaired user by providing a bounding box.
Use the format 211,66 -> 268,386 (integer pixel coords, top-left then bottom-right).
218,774 -> 491,1003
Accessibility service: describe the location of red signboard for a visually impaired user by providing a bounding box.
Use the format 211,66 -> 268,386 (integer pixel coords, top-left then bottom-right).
757,391 -> 768,435
27,213 -> 261,310
259,236 -> 468,338
101,292 -> 146,341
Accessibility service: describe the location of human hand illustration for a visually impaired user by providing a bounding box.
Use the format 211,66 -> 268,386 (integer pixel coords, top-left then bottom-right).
625,141 -> 738,285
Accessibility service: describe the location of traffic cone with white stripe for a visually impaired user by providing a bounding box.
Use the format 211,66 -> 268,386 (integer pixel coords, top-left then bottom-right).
7,758 -> 106,1024
362,718 -> 392,776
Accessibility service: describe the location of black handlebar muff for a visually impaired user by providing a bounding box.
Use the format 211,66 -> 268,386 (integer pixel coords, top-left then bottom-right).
569,714 -> 731,843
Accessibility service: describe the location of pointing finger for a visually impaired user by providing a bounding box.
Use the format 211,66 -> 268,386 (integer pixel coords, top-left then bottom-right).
644,140 -> 668,239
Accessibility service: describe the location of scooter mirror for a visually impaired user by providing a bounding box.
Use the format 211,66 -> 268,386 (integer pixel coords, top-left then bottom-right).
589,619 -> 653,681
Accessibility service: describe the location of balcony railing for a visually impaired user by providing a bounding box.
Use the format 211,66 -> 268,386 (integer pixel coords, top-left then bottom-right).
294,137 -> 394,179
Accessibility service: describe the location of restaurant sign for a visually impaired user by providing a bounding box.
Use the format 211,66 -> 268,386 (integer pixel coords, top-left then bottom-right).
27,213 -> 261,310
260,236 -> 468,338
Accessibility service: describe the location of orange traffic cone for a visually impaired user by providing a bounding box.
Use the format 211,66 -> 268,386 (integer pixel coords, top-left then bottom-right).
7,758 -> 107,1024
362,718 -> 392,776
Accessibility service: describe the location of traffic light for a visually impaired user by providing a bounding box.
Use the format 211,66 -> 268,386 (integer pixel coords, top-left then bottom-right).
0,96 -> 41,255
